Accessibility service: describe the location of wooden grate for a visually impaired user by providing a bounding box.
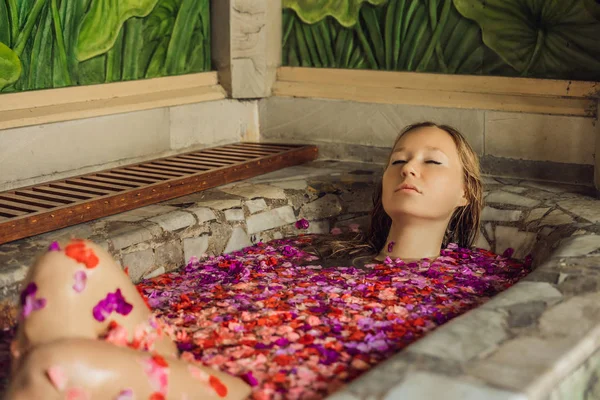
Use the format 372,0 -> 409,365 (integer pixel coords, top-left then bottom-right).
0,142 -> 318,245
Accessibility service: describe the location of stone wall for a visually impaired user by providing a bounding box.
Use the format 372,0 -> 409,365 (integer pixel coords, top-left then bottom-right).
259,97 -> 598,185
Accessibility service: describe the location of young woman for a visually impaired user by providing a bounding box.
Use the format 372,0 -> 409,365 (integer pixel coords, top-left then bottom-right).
5,122 -> 482,399
307,121 -> 482,265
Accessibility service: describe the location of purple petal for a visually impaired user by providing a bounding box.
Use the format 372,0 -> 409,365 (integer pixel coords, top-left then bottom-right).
502,248 -> 515,258
295,218 -> 310,230
48,241 -> 61,252
243,371 -> 259,387
73,271 -> 87,293
387,241 -> 395,253
20,282 -> 37,306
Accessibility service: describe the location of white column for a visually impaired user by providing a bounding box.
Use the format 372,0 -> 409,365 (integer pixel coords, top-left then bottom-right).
211,0 -> 282,99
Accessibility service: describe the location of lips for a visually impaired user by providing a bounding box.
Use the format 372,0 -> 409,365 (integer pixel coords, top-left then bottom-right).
395,183 -> 421,193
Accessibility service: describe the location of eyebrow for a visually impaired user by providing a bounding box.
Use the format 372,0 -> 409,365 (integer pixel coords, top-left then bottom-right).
392,146 -> 446,153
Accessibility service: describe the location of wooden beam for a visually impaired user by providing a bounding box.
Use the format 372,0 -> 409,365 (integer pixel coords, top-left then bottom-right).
0,84 -> 226,131
273,80 -> 597,118
277,67 -> 600,99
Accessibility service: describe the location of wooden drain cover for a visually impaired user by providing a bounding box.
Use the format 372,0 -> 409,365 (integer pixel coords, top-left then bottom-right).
0,142 -> 318,245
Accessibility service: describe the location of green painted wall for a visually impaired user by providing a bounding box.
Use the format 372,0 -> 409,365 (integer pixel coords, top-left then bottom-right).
0,0 -> 211,93
282,0 -> 600,82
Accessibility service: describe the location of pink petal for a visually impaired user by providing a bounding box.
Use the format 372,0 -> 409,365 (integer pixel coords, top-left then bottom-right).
115,389 -> 134,399
73,270 -> 87,293
66,387 -> 90,400
188,365 -> 209,382
47,365 -> 68,391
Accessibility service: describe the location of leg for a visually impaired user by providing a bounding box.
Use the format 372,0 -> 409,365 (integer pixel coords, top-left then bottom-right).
6,338 -> 251,400
11,239 -> 177,371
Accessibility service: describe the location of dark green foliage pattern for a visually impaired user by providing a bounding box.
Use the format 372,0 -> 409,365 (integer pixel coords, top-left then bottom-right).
283,0 -> 600,81
0,0 -> 211,92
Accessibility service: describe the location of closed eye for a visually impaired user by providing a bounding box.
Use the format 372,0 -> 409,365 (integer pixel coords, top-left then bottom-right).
426,160 -> 442,165
391,160 -> 406,165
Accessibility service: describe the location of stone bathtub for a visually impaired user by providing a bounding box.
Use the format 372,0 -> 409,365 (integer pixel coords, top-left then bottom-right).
0,160 -> 599,399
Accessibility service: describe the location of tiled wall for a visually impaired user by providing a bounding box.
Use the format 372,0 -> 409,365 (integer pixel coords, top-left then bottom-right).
0,100 -> 259,191
259,97 -> 598,181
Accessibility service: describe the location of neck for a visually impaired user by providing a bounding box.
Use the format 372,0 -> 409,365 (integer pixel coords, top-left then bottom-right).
376,218 -> 448,261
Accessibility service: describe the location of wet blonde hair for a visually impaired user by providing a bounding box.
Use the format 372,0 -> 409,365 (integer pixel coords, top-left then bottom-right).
306,122 -> 483,261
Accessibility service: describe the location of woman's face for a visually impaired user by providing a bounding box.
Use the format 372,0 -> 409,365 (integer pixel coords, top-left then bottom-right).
381,126 -> 468,222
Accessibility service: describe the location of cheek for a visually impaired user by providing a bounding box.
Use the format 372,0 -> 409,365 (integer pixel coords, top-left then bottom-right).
427,172 -> 464,202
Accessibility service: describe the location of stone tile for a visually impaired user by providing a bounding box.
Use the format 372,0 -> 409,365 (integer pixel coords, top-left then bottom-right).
270,180 -> 308,190
384,371 -> 526,400
486,191 -> 541,208
539,293 -> 600,338
324,392 -> 361,400
482,176 -> 501,185
553,235 -> 600,258
525,208 -> 551,223
102,205 -> 178,222
183,235 -> 209,263
540,227 -> 555,236
339,190 -> 373,214
122,249 -> 155,282
557,198 -> 600,223
247,206 -> 296,234
485,223 -> 495,241
109,224 -> 155,250
155,241 -> 184,272
0,264 -> 28,290
224,227 -> 253,253
502,186 -> 528,194
245,199 -> 268,214
35,223 -> 94,243
191,199 -> 242,211
170,100 -> 256,150
539,210 -> 574,226
406,309 -> 508,362
225,208 -> 245,221
482,207 -> 523,222
221,184 -> 286,200
494,226 -> 537,260
300,194 -> 343,220
260,97 -> 485,154
305,220 -> 330,234
506,301 -> 547,328
521,181 -> 567,193
148,211 -> 195,232
467,337 -> 572,393
247,165 -> 334,184
484,111 -> 596,164
475,234 -> 491,250
143,267 -> 165,280
548,347 -> 600,400
480,282 -> 562,310
186,207 -> 217,224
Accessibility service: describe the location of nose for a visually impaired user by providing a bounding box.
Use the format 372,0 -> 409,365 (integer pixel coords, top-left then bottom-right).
401,160 -> 418,177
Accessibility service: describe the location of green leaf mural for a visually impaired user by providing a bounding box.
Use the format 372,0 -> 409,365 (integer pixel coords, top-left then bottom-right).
0,41 -> 21,90
283,0 -> 506,75
453,0 -> 600,80
75,0 -> 160,61
0,0 -> 211,93
283,0 -> 600,81
283,0 -> 388,27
